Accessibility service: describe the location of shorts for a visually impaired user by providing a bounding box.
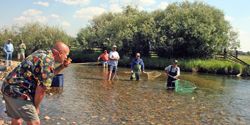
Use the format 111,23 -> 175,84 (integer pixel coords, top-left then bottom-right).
3,95 -> 39,121
17,52 -> 25,59
101,61 -> 108,65
108,65 -> 117,73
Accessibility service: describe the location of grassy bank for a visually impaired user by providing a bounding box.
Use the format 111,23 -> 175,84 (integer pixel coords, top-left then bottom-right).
69,50 -> 250,76
238,55 -> 250,64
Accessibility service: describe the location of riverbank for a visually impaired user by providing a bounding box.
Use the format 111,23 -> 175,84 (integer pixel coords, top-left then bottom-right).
69,51 -> 250,77
0,61 -> 20,80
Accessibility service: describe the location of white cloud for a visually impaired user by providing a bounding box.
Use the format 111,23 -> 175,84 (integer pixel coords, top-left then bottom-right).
157,2 -> 169,10
62,21 -> 71,27
22,9 -> 43,16
74,7 -> 106,20
225,15 -> 234,22
109,0 -> 155,7
56,0 -> 90,5
107,0 -> 156,12
239,30 -> 250,52
33,1 -> 49,7
50,14 -> 60,19
14,9 -> 47,24
109,4 -> 122,13
14,15 -> 48,24
138,0 -> 156,6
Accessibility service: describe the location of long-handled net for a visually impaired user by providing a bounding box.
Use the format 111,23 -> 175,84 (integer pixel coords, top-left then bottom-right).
175,80 -> 197,93
145,71 -> 162,80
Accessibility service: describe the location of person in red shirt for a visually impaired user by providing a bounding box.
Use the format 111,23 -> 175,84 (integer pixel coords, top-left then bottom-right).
97,50 -> 109,68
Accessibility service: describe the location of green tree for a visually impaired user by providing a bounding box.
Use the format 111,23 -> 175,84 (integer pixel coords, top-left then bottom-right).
0,23 -> 73,55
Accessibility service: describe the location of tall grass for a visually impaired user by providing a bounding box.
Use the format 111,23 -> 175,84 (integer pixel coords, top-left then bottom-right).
180,59 -> 242,75
69,50 -> 247,76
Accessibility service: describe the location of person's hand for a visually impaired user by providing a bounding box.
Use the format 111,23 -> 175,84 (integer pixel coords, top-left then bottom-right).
142,71 -> 145,73
131,70 -> 133,73
63,58 -> 72,67
36,107 -> 40,114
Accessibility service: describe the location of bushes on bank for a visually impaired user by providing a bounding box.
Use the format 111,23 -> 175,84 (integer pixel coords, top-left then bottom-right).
69,50 -> 247,76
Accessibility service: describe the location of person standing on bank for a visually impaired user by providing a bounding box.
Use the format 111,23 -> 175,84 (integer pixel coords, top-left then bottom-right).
97,50 -> 109,68
164,60 -> 180,90
107,45 -> 120,81
1,41 -> 71,125
130,53 -> 145,81
3,39 -> 14,66
17,39 -> 26,61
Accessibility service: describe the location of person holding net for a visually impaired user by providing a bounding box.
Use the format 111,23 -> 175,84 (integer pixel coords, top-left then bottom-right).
164,60 -> 180,90
130,53 -> 145,81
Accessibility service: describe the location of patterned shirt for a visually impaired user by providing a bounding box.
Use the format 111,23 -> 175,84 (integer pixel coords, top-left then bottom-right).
1,49 -> 55,100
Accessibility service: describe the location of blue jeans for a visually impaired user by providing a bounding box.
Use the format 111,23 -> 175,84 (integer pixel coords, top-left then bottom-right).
5,52 -> 12,66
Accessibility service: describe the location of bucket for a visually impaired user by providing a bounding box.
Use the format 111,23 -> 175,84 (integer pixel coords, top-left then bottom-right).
0,65 -> 7,71
52,74 -> 64,87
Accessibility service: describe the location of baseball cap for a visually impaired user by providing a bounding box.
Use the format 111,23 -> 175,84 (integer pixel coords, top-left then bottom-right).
173,60 -> 178,64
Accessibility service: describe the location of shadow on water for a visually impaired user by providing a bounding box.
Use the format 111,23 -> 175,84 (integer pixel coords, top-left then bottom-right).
1,64 -> 250,124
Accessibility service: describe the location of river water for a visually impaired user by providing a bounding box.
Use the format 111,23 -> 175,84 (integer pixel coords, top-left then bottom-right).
1,63 -> 250,125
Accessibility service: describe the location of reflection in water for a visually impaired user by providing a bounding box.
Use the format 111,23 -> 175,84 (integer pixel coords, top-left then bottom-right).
0,64 -> 250,124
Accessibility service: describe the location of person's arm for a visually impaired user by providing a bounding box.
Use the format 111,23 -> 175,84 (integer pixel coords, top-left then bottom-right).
131,59 -> 134,72
97,54 -> 103,61
140,59 -> 145,72
164,66 -> 170,76
34,57 -> 53,113
54,64 -> 66,75
54,58 -> 71,75
117,52 -> 120,60
23,44 -> 26,50
3,44 -> 7,53
174,67 -> 180,79
34,84 -> 46,114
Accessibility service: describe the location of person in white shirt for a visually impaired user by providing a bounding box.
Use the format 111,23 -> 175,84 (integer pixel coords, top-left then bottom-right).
107,45 -> 120,81
164,60 -> 180,90
3,39 -> 14,66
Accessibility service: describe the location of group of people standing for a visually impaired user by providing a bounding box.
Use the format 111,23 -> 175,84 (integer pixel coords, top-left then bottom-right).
97,45 -> 146,81
3,39 -> 26,66
97,45 -> 180,90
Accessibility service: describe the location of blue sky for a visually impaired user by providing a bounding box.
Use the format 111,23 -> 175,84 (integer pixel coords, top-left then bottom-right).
0,0 -> 249,52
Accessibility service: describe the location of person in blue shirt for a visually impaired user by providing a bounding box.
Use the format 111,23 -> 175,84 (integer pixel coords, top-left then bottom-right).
130,53 -> 145,81
3,39 -> 14,66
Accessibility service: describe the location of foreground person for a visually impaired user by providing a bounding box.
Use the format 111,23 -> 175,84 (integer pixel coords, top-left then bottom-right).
1,41 -> 71,125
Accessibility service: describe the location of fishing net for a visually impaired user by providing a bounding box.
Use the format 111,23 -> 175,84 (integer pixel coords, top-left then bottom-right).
146,71 -> 161,80
175,80 -> 197,93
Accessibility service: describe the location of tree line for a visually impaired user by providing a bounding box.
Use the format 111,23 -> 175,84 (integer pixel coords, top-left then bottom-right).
76,1 -> 240,58
0,1 -> 241,59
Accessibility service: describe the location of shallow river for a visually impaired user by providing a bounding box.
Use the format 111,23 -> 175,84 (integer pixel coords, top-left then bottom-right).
1,63 -> 250,125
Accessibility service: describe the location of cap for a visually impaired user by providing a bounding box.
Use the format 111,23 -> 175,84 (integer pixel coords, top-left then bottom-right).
173,60 -> 178,64
112,45 -> 117,48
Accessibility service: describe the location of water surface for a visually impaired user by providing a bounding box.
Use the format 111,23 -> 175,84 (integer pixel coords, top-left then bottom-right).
1,64 -> 250,125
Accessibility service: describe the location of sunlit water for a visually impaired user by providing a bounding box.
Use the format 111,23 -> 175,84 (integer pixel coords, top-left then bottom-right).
1,64 -> 250,125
